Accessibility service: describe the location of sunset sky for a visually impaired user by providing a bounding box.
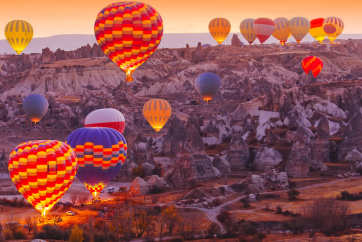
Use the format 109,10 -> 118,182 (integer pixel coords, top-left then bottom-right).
0,0 -> 361,39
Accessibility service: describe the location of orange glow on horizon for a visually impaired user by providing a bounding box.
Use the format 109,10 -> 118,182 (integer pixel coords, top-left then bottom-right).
0,0 -> 361,39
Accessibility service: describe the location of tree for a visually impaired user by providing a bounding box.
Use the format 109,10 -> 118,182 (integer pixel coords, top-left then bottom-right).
78,193 -> 90,207
24,216 -> 34,234
118,208 -> 134,242
158,217 -> 166,242
70,193 -> 79,207
178,215 -> 199,240
94,218 -> 106,232
119,186 -> 127,193
161,205 -> 181,234
287,189 -> 301,201
151,195 -> 159,204
206,222 -> 221,237
69,224 -> 84,242
133,208 -> 155,237
132,166 -> 143,177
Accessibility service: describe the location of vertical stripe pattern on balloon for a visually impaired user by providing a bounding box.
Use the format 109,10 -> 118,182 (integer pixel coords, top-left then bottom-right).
323,17 -> 344,43
4,20 -> 33,54
209,18 -> 231,45
272,18 -> 290,45
240,19 -> 257,45
289,17 -> 311,43
143,99 -> 172,132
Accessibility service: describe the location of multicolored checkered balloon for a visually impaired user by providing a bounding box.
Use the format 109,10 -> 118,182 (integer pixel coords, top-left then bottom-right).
94,2 -> 163,82
8,140 -> 77,217
66,127 -> 127,197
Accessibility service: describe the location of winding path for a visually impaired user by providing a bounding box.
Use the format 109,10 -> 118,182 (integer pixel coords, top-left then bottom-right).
178,177 -> 362,234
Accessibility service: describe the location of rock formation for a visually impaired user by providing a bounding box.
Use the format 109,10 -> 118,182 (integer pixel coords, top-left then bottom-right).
162,116 -> 188,157
129,177 -> 150,195
338,111 -> 362,160
252,145 -> 283,171
132,132 -> 151,166
226,132 -> 250,168
285,140 -> 311,178
309,115 -> 329,171
212,154 -> 231,174
231,34 -> 243,47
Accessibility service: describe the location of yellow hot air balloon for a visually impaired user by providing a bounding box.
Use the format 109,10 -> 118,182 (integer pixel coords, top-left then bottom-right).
272,18 -> 290,45
310,18 -> 326,44
143,99 -> 172,132
240,19 -> 257,45
5,20 -> 33,54
209,18 -> 231,45
323,17 -> 344,44
289,17 -> 311,43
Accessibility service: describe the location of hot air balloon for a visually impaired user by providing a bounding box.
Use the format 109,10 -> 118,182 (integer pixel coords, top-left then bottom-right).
8,140 -> 77,217
94,2 -> 163,82
22,94 -> 49,124
85,108 -> 125,134
253,18 -> 275,44
310,18 -> 326,44
66,127 -> 127,197
289,17 -> 311,43
143,99 -> 171,132
5,20 -> 33,54
240,19 -> 257,45
272,18 -> 290,45
195,72 -> 221,103
302,56 -> 323,78
323,17 -> 344,44
209,18 -> 231,45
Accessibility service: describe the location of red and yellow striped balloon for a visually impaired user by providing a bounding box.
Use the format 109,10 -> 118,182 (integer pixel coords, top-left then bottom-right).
302,56 -> 323,78
143,99 -> 172,132
8,140 -> 77,217
94,2 -> 163,82
309,18 -> 326,44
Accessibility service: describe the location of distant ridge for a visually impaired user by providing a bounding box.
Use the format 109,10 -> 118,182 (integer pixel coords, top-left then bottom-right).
1,33 -> 362,54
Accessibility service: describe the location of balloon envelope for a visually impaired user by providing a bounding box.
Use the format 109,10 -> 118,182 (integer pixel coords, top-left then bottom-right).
302,56 -> 323,77
66,127 -> 127,197
195,72 -> 221,103
309,18 -> 326,44
272,18 -> 290,45
240,19 -> 257,45
22,94 -> 49,124
289,17 -> 311,43
209,18 -> 231,45
8,140 -> 77,217
94,2 -> 163,82
323,17 -> 344,43
5,20 -> 33,54
85,108 -> 125,134
254,18 -> 275,44
143,99 -> 171,132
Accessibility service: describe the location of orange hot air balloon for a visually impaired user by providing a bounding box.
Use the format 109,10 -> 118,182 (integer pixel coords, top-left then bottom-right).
209,18 -> 231,45
240,19 -> 257,45
8,140 -> 77,217
323,17 -> 344,44
302,56 -> 323,78
310,18 -> 326,44
289,17 -> 311,43
94,2 -> 163,82
273,17 -> 290,45
143,99 -> 171,132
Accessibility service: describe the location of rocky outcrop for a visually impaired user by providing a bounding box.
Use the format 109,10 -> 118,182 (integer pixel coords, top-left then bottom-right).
231,34 -> 243,47
183,44 -> 192,61
345,148 -> 362,162
42,47 -> 56,64
212,154 -> 231,174
191,42 -> 205,63
132,132 -> 151,166
162,116 -> 188,157
144,175 -> 169,190
226,132 -> 250,168
338,111 -> 362,160
252,145 -> 283,171
310,115 -> 329,171
117,160 -> 138,182
166,124 -> 217,188
129,177 -> 150,195
201,115 -> 232,144
285,141 -> 311,178
142,162 -> 155,177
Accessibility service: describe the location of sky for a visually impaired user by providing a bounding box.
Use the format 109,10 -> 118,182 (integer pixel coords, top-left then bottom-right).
0,0 -> 361,39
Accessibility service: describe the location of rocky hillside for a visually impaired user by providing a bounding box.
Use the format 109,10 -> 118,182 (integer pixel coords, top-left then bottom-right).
1,37 -> 362,192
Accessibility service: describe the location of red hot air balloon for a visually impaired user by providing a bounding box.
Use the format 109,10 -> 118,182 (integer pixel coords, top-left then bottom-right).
8,140 -> 77,217
85,108 -> 126,134
302,56 -> 323,78
253,18 -> 275,44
